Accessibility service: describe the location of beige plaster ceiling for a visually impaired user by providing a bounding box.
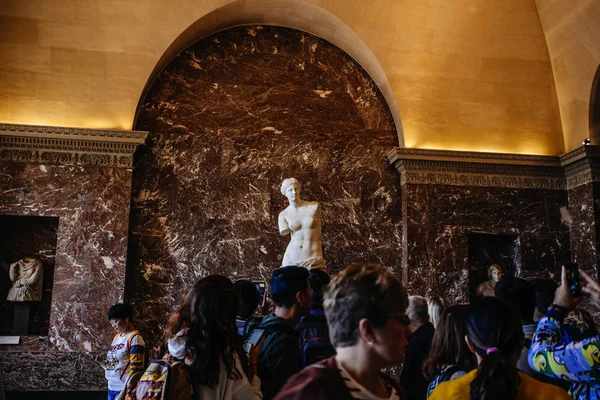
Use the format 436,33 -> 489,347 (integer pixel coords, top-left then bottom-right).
0,0 -> 576,155
536,0 -> 600,151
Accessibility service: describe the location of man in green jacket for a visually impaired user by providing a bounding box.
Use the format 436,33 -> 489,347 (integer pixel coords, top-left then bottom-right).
257,266 -> 312,400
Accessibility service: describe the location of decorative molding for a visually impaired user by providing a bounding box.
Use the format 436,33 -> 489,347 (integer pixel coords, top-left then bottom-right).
0,123 -> 148,168
387,148 -> 566,190
390,148 -> 561,167
560,146 -> 600,190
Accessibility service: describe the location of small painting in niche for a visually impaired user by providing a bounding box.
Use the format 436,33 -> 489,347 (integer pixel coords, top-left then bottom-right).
468,232 -> 521,300
0,215 -> 58,336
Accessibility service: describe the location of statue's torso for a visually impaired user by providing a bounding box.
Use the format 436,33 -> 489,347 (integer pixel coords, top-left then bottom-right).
281,202 -> 323,265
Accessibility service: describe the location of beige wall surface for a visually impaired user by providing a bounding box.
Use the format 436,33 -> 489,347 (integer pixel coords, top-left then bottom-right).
536,0 -> 600,152
0,0 -> 564,154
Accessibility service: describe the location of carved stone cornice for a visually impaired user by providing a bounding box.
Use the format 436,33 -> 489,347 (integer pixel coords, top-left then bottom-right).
560,145 -> 600,190
0,123 -> 148,168
387,148 -> 565,190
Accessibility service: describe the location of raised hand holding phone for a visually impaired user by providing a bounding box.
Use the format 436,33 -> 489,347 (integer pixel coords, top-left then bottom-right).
565,263 -> 582,297
246,329 -> 266,376
553,265 -> 581,311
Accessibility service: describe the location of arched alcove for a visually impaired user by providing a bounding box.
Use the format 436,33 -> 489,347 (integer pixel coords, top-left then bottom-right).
133,0 -> 403,146
591,64 -> 600,143
128,25 -> 403,341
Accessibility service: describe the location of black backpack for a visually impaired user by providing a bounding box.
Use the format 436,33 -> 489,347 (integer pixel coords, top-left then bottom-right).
297,312 -> 335,368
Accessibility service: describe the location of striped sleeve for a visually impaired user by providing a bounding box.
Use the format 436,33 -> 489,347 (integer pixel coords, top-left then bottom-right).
128,334 -> 146,375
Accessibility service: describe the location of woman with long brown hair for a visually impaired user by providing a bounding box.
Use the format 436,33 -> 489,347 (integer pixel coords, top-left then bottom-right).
164,275 -> 262,399
423,304 -> 476,397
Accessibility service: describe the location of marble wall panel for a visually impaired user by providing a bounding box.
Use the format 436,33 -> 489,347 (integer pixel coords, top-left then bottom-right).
130,25 -> 401,345
568,183 -> 600,272
0,162 -> 132,390
403,184 -> 571,304
566,181 -> 600,322
1,351 -> 105,391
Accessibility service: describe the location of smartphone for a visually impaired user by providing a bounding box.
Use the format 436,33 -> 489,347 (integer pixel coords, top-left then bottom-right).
244,328 -> 265,352
253,281 -> 267,304
565,263 -> 582,297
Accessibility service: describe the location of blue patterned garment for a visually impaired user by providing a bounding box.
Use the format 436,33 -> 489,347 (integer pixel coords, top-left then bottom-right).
426,364 -> 467,398
528,315 -> 600,400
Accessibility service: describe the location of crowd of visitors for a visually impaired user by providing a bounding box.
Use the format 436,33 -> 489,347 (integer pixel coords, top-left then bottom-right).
103,263 -> 600,400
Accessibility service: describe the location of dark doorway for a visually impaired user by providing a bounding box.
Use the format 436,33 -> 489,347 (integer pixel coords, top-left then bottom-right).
0,215 -> 58,336
468,232 -> 521,298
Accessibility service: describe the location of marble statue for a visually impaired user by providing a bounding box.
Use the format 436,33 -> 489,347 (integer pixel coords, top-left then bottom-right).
475,264 -> 503,297
278,178 -> 325,269
7,257 -> 43,302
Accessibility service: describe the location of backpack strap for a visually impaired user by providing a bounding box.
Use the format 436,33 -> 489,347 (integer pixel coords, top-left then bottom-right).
438,365 -> 462,383
119,331 -> 141,380
299,316 -> 328,331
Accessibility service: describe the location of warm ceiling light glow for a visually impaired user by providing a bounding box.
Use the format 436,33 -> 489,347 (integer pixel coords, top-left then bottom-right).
407,141 -> 549,156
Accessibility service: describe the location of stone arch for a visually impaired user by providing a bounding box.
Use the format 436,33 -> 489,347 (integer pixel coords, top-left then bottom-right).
133,0 -> 403,146
128,25 -> 403,343
591,64 -> 600,143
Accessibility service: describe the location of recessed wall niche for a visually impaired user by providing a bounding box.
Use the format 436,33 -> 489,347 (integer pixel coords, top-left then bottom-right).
0,215 -> 58,336
468,232 -> 521,298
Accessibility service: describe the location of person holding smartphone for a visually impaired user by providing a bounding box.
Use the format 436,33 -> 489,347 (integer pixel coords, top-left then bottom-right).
104,303 -> 145,400
528,265 -> 600,399
234,280 -> 264,340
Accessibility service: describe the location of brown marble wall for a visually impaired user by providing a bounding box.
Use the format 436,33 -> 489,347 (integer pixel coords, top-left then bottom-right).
568,183 -> 600,272
130,25 -> 401,344
566,181 -> 600,322
0,162 -> 132,391
403,184 -> 571,304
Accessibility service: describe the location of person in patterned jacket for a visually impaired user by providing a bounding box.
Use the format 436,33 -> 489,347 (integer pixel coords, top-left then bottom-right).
529,267 -> 600,400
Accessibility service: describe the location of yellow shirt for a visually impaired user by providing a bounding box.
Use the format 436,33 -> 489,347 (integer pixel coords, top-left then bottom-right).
428,369 -> 570,400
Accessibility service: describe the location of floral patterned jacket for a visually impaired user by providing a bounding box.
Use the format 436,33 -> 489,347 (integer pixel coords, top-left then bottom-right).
528,311 -> 600,400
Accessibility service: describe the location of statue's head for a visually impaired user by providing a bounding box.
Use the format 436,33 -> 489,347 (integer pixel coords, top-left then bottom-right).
488,264 -> 503,282
20,257 -> 42,268
281,178 -> 301,203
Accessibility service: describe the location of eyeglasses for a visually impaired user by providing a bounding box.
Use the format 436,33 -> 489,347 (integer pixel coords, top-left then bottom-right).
389,314 -> 410,326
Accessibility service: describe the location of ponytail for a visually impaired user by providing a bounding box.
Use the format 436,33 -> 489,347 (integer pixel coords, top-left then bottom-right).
470,351 -> 520,400
465,297 -> 524,400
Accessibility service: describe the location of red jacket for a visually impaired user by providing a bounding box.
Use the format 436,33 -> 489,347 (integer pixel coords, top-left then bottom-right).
274,356 -> 406,400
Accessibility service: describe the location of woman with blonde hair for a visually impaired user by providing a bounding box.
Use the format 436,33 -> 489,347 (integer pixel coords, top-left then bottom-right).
427,295 -> 447,329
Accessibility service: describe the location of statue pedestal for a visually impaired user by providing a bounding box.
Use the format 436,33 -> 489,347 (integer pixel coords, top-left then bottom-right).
11,302 -> 31,335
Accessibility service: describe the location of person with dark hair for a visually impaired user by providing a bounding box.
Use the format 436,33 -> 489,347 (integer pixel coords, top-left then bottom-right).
531,278 -> 558,322
531,277 -> 584,345
423,304 -> 476,397
296,268 -> 335,367
234,280 -> 263,340
256,266 -> 312,399
400,295 -> 435,400
429,297 -> 569,400
104,303 -> 145,400
529,267 -> 600,400
274,263 -> 408,400
164,275 -> 262,399
494,278 -> 541,376
495,277 -> 570,389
